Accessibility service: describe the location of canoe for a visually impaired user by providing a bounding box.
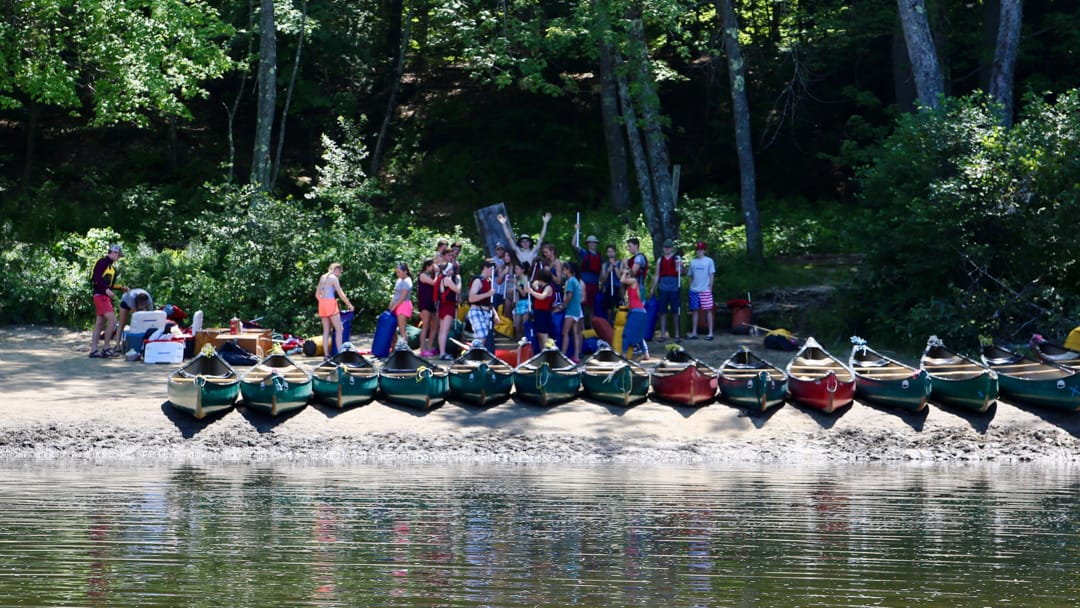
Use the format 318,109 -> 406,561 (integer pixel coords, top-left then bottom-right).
448,345 -> 514,406
784,337 -> 855,413
513,347 -> 581,406
379,346 -> 449,410
920,336 -> 998,413
1029,335 -> 1080,370
981,344 -> 1080,412
580,346 -> 650,407
718,348 -> 787,415
311,348 -> 379,409
848,340 -> 929,412
239,351 -> 312,416
167,346 -> 239,419
650,346 -> 718,407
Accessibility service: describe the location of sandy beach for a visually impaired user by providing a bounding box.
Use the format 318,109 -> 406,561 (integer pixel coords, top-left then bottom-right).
1,325 -> 1079,464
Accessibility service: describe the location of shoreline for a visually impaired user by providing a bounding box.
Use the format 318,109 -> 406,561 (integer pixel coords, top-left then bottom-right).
2,326 -> 1079,464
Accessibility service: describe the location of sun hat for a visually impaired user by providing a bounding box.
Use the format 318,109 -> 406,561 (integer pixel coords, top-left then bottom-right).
585,235 -> 599,244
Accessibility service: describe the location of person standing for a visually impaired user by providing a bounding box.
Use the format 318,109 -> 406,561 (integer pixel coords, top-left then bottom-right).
417,259 -> 439,356
497,212 -> 551,267
685,242 -> 717,340
512,261 -> 531,339
624,237 -> 649,359
316,263 -> 355,360
619,265 -> 649,361
559,262 -> 584,362
649,239 -> 681,342
467,260 -> 499,352
89,244 -> 128,358
599,245 -> 623,321
435,263 -> 462,361
571,230 -> 602,321
388,262 -> 414,344
527,268 -> 556,348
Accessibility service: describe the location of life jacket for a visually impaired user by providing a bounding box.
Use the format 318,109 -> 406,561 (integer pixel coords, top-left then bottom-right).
628,253 -> 647,282
532,283 -> 553,311
658,255 -> 678,277
470,276 -> 492,307
581,249 -> 602,275
438,276 -> 457,305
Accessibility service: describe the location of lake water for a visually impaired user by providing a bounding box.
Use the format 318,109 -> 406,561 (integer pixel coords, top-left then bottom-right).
0,463 -> 1077,607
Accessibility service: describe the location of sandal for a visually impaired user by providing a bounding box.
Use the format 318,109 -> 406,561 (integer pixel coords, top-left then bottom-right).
102,348 -> 119,358
88,350 -> 105,358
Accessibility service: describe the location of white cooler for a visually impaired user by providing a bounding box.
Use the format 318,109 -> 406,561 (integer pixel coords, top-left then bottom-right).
143,339 -> 185,364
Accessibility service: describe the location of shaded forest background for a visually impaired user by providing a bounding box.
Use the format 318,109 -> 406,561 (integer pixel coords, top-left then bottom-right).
1,0 -> 1078,347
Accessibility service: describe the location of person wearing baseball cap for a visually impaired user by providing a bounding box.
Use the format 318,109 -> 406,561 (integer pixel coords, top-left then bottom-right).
88,244 -> 129,358
686,241 -> 716,340
650,238 -> 682,342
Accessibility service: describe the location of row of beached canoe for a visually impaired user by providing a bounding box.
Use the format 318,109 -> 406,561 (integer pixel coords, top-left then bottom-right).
166,335 -> 1080,420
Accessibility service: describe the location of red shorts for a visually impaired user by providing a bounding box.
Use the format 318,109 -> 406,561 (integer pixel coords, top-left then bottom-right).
93,295 -> 114,316
438,302 -> 457,320
584,282 -> 598,308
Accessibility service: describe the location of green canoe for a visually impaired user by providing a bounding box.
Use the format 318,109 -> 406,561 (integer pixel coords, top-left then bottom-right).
240,351 -> 312,416
311,348 -> 379,409
167,346 -> 240,419
580,347 -> 650,407
448,345 -> 514,406
718,348 -> 787,415
513,348 -> 581,406
379,347 -> 448,410
981,344 -> 1080,412
920,337 -> 998,413
849,339 -> 929,412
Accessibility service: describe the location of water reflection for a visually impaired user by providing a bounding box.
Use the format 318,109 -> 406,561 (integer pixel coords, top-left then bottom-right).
0,464 -> 1077,607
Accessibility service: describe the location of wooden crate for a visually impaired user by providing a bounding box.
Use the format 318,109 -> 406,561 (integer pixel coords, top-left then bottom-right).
214,330 -> 273,357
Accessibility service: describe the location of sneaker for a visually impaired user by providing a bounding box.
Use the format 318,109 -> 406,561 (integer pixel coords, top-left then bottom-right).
439,354 -> 454,361
656,336 -> 666,343
686,334 -> 698,340
705,335 -> 714,341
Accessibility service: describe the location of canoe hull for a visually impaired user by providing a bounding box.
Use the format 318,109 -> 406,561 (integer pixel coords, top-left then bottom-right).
719,371 -> 786,415
582,365 -> 650,407
168,377 -> 239,419
854,370 -> 930,412
922,342 -> 998,413
652,366 -> 717,406
240,378 -> 312,416
449,362 -> 514,406
983,344 -> 1080,412
788,372 -> 856,413
380,371 -> 449,410
514,365 -> 581,406
312,369 -> 379,409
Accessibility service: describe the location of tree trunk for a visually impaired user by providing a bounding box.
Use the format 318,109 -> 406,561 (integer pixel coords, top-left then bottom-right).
892,23 -> 916,113
717,0 -> 763,263
270,0 -> 309,191
626,16 -> 677,252
988,0 -> 1023,127
250,0 -> 277,192
979,0 -> 1000,91
370,0 -> 415,177
594,0 -> 631,211
614,53 -> 660,241
896,0 -> 943,110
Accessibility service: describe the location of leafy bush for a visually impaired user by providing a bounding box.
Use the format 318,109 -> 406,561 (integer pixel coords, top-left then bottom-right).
852,90 -> 1080,347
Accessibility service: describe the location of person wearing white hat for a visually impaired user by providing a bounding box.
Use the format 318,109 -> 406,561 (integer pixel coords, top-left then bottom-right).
571,228 -> 603,321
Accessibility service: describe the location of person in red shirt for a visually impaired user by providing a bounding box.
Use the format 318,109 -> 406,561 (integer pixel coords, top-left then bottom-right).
88,244 -> 128,358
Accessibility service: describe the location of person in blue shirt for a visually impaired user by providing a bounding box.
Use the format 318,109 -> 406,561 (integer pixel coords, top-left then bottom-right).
559,261 -> 584,362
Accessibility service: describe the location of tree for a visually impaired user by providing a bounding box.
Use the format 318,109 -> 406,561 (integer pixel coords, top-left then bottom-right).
251,0 -> 277,191
0,0 -> 232,192
716,0 -> 762,262
897,0 -> 944,110
988,0 -> 1023,126
594,0 -> 631,211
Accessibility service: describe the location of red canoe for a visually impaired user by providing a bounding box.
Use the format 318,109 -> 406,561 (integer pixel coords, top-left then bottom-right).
650,346 -> 718,406
784,337 -> 856,413
591,316 -> 614,345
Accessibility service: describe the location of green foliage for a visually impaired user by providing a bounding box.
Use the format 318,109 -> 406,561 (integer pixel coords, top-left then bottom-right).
853,90 -> 1080,347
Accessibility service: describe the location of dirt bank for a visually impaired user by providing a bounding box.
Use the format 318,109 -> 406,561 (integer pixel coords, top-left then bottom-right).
1,326 -> 1078,464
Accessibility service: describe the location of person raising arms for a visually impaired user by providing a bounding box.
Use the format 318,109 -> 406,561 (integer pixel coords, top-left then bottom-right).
497,211 -> 551,266
315,263 -> 355,360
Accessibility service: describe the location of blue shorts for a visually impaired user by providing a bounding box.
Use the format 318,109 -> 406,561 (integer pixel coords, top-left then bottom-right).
657,289 -> 680,314
533,310 -> 554,336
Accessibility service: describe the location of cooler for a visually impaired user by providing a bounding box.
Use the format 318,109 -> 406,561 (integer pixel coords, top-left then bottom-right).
144,339 -> 185,364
